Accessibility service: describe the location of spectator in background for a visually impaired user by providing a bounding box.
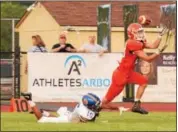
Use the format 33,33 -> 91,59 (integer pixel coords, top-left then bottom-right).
52,34 -> 76,52
25,35 -> 47,74
28,35 -> 47,52
78,35 -> 107,56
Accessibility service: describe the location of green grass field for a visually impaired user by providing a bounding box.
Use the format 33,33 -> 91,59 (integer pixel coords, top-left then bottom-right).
1,112 -> 176,131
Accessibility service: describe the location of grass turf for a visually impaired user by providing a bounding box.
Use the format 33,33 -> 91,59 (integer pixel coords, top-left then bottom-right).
1,112 -> 176,131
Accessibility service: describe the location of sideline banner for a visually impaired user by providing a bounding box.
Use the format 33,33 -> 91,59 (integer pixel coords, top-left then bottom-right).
28,53 -> 176,102
28,53 -> 123,102
135,53 -> 176,102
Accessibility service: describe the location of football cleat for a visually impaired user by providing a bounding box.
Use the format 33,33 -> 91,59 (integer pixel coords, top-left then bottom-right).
132,100 -> 148,114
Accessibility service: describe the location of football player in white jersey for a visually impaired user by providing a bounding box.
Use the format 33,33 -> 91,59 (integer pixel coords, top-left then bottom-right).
27,93 -> 101,123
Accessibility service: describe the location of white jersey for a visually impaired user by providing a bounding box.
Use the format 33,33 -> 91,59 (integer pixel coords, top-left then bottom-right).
70,103 -> 96,122
79,43 -> 106,53
38,103 -> 96,123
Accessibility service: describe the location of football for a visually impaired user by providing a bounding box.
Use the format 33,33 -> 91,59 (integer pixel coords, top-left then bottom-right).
138,15 -> 152,26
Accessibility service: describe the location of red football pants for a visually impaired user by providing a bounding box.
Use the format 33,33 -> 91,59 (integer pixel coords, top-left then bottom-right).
105,69 -> 148,102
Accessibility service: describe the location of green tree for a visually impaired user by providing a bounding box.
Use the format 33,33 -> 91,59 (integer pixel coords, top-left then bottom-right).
1,2 -> 27,58
18,1 -> 34,6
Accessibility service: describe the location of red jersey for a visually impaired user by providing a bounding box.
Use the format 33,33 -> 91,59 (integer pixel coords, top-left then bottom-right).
119,39 -> 144,71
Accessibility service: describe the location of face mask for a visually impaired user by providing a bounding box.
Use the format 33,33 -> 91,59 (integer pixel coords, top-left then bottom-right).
135,29 -> 145,41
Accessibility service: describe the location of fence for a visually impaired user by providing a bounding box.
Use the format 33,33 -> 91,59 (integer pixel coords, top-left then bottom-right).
1,48 -> 23,103
1,18 -> 21,104
1,59 -> 13,101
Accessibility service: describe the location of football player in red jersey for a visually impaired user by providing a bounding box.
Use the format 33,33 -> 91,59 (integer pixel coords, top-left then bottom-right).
101,23 -> 167,114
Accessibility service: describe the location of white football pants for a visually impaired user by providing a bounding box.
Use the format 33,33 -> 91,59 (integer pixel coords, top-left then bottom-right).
38,107 -> 71,123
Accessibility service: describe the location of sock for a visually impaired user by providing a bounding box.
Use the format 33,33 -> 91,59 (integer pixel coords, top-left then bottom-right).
28,101 -> 36,107
135,98 -> 140,102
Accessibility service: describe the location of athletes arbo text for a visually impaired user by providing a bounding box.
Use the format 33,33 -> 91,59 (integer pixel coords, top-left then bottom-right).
32,78 -> 110,88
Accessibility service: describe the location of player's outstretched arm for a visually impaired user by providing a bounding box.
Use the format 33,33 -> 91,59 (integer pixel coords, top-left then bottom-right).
144,27 -> 167,49
28,101 -> 43,120
134,50 -> 159,62
144,36 -> 162,49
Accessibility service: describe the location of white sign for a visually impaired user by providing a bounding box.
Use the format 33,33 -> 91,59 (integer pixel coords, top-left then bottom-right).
135,67 -> 176,102
28,53 -> 124,102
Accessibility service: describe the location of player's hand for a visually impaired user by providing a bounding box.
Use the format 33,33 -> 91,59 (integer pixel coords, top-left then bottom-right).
159,44 -> 168,53
159,26 -> 168,37
155,44 -> 168,54
119,107 -> 130,115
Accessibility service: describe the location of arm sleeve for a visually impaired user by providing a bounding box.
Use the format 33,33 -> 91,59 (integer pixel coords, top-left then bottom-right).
68,44 -> 75,49
127,40 -> 143,51
52,44 -> 59,49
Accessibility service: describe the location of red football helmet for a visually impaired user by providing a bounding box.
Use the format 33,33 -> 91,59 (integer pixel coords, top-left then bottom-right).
127,23 -> 145,41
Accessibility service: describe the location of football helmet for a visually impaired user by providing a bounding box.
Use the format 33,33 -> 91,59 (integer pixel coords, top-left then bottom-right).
127,23 -> 145,41
82,93 -> 101,111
